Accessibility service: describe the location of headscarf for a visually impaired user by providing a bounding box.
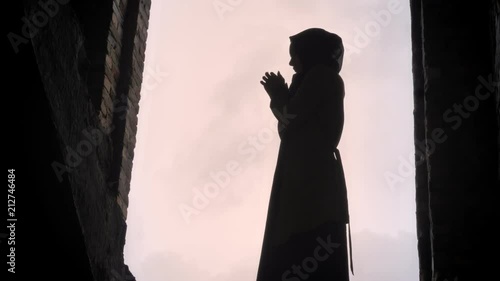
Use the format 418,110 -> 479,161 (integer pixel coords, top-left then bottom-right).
288,28 -> 344,97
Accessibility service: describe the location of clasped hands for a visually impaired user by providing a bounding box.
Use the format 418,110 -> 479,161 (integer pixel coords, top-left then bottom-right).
260,71 -> 289,100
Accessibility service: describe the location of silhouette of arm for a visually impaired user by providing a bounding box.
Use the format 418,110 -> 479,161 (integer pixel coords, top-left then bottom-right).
269,65 -> 336,138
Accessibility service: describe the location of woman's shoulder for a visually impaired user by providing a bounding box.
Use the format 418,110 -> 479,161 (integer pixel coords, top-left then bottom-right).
310,66 -> 345,101
307,65 -> 344,90
308,64 -> 336,75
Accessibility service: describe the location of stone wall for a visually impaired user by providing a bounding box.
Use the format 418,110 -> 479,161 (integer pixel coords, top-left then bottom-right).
22,0 -> 151,280
409,0 -> 431,279
410,1 -> 499,280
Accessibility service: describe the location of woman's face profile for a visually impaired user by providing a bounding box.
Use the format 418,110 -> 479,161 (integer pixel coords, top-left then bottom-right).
289,44 -> 303,73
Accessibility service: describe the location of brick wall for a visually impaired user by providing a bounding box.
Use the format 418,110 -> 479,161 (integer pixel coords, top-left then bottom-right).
101,0 -> 151,219
23,0 -> 151,280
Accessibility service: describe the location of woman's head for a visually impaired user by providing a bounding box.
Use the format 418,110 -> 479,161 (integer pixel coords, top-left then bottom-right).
289,43 -> 304,73
289,28 -> 344,74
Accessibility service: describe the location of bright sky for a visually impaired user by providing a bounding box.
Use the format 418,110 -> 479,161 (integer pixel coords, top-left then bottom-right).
124,0 -> 418,280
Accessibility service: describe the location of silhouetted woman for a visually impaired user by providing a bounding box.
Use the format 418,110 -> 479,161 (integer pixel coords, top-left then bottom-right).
257,28 -> 352,281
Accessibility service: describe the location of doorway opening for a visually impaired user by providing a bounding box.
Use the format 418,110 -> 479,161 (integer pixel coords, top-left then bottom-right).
124,1 -> 418,280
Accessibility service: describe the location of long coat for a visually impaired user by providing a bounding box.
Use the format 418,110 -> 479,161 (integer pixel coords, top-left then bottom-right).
257,64 -> 350,280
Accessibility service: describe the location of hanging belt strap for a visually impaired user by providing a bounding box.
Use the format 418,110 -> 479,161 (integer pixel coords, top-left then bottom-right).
348,222 -> 354,275
333,148 -> 354,275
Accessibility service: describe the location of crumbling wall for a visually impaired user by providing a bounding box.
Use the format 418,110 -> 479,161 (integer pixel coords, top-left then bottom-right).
22,0 -> 151,280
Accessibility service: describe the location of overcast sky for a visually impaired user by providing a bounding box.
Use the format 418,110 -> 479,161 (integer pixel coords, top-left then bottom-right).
124,0 -> 418,280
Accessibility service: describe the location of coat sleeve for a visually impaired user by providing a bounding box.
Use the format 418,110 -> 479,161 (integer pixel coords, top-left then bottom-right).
269,65 -> 337,138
